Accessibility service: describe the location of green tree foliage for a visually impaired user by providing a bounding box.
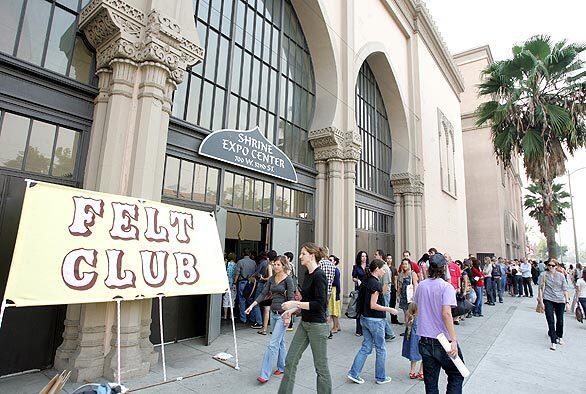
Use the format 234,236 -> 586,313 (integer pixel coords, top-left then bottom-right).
476,35 -> 586,258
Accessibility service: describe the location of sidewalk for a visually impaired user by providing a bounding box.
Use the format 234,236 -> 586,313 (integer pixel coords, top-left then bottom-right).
0,291 -> 583,393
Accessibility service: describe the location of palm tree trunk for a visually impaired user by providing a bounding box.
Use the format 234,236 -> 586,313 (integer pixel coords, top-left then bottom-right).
542,179 -> 558,260
544,221 -> 557,259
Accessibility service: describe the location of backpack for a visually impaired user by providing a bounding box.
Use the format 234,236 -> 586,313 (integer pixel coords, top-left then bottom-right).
345,289 -> 361,319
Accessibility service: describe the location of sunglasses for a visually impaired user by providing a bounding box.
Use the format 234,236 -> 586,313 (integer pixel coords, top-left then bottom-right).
548,264 -> 556,267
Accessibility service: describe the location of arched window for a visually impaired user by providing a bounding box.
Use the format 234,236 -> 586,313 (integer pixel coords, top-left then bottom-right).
438,109 -> 457,197
172,0 -> 316,167
355,62 -> 392,198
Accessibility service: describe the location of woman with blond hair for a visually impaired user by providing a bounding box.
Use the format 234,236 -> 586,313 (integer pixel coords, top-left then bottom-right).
279,243 -> 331,394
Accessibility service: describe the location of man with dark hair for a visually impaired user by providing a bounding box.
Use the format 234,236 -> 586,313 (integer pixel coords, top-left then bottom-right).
414,253 -> 464,394
403,250 -> 422,280
234,249 -> 261,325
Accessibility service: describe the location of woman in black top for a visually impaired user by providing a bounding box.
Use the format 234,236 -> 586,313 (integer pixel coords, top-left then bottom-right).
347,259 -> 398,385
279,243 -> 331,394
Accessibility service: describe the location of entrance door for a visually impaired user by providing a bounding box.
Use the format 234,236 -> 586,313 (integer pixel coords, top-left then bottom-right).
272,217 -> 298,259
0,175 -> 66,375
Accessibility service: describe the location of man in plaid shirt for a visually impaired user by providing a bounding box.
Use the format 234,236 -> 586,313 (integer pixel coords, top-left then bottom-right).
319,255 -> 337,298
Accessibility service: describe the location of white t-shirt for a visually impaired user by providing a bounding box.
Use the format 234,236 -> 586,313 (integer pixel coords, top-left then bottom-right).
577,278 -> 586,298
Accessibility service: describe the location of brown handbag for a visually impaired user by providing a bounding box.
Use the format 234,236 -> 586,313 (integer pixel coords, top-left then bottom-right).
536,274 -> 546,313
536,301 -> 545,314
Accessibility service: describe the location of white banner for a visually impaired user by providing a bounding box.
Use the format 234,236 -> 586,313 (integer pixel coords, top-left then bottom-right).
4,182 -> 228,307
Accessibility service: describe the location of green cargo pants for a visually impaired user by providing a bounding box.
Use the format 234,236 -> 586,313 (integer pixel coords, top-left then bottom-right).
278,320 -> 332,394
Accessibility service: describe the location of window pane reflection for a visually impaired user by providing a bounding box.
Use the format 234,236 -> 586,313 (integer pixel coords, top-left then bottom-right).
69,37 -> 93,84
232,174 -> 244,208
179,160 -> 194,199
25,120 -> 56,174
206,167 -> 219,204
17,0 -> 51,65
44,6 -> 76,74
0,0 -> 23,55
0,112 -> 30,170
52,127 -> 79,178
193,163 -> 207,202
163,156 -> 180,197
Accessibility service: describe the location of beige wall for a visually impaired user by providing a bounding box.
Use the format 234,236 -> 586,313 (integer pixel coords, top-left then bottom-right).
455,46 -> 526,259
417,39 -> 470,259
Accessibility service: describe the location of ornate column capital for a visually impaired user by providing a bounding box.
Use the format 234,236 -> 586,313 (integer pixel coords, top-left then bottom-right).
309,127 -> 362,162
79,0 -> 204,84
343,129 -> 362,162
391,172 -> 424,195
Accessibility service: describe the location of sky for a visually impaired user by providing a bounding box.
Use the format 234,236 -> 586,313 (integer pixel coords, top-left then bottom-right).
424,0 -> 586,260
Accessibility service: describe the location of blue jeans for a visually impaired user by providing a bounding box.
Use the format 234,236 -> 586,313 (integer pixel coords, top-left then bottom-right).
259,312 -> 287,379
500,276 -> 507,298
348,316 -> 387,382
237,280 -> 262,324
383,293 -> 395,337
514,276 -> 523,296
485,277 -> 494,303
419,337 -> 464,394
473,286 -> 483,315
493,277 -> 503,302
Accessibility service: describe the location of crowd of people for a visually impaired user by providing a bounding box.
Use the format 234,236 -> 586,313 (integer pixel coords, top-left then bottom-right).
220,245 -> 584,393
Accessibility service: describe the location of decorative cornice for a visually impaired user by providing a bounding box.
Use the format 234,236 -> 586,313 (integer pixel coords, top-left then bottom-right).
408,0 -> 465,95
391,172 -> 424,195
79,0 -> 203,83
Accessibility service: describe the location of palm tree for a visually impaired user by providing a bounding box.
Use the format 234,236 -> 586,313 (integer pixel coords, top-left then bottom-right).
524,182 -> 570,257
476,35 -> 586,258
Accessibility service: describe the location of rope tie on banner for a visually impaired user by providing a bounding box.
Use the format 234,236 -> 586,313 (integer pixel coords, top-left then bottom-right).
158,295 -> 167,381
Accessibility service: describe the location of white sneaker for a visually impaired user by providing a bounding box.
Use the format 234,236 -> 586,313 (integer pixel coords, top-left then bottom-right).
376,377 -> 392,385
550,343 -> 556,351
347,375 -> 365,384
557,338 -> 564,345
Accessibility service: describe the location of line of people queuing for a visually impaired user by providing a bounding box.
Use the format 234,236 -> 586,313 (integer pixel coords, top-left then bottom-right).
222,244 -> 584,393
222,244 -> 468,393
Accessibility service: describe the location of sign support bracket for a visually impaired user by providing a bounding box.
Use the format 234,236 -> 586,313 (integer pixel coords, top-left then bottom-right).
116,298 -> 122,387
158,295 -> 167,381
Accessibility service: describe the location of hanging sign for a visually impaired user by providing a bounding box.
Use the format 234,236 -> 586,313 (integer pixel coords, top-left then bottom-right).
3,182 -> 228,307
198,127 -> 298,183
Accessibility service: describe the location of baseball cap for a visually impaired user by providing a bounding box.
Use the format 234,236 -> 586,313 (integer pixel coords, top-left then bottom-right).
429,253 -> 447,268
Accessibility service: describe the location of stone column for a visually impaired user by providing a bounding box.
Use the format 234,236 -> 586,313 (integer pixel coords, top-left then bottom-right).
391,173 -> 424,258
341,130 -> 360,297
326,158 -> 344,253
309,127 -> 361,298
314,160 -> 327,245
53,0 -> 203,382
309,126 -> 345,252
394,193 -> 403,263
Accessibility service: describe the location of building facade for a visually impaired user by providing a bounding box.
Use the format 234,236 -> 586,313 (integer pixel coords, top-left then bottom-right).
455,46 -> 526,260
0,0 -> 469,381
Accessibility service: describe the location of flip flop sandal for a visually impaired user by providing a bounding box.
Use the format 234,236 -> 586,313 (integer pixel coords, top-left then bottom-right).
417,373 -> 424,380
257,330 -> 267,335
409,373 -> 417,379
